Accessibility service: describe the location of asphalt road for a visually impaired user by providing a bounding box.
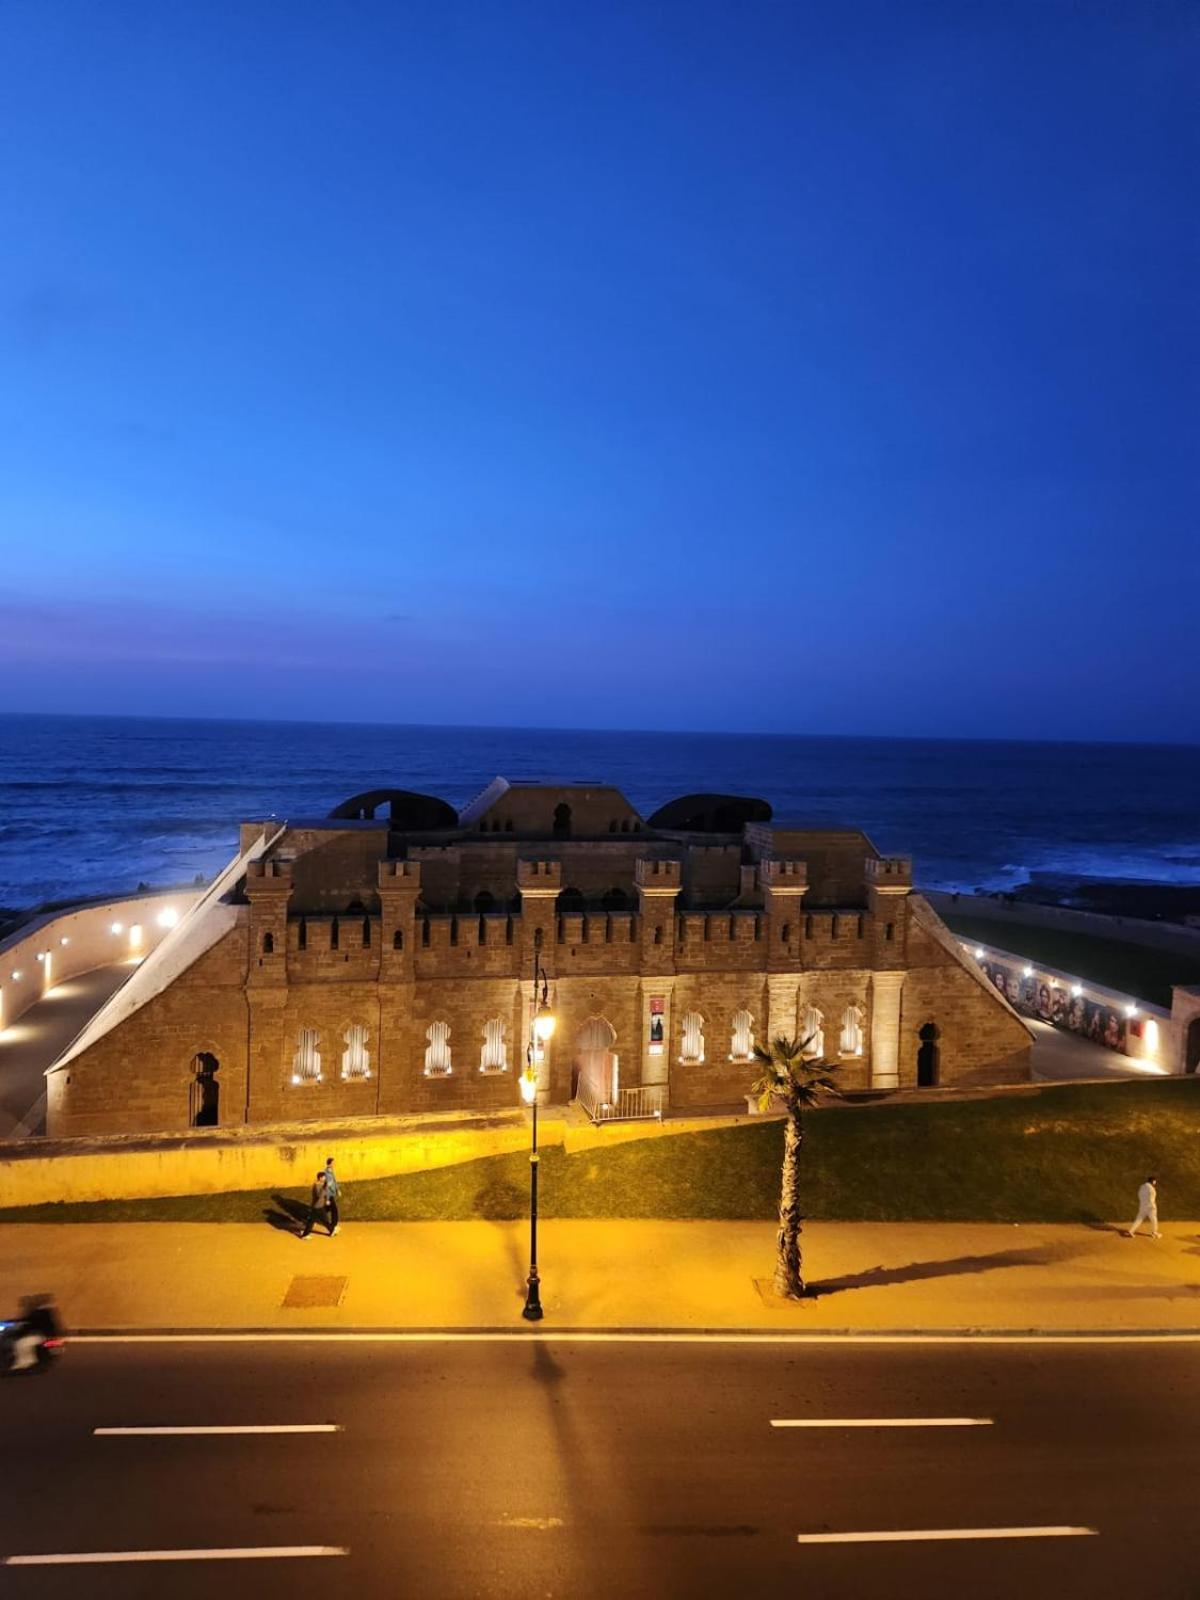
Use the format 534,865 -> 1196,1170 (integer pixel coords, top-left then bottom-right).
0,1337 -> 1196,1599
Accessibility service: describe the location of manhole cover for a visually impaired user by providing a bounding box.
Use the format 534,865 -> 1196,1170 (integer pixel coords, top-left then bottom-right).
283,1275 -> 347,1309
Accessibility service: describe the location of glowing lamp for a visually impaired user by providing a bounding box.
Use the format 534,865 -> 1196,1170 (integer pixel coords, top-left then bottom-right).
1072,984 -> 1083,998
973,947 -> 984,959
1124,1004 -> 1139,1018
111,922 -> 123,935
157,907 -> 179,928
11,971 -> 21,981
533,1004 -> 556,1042
60,936 -> 69,946
519,1068 -> 538,1105
1022,965 -> 1033,978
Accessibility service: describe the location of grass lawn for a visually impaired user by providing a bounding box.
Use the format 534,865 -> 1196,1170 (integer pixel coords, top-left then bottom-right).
939,912 -> 1200,1008
6,1079 -> 1200,1225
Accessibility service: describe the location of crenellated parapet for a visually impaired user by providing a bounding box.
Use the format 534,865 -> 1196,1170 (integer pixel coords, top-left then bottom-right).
517,859 -> 563,898
758,858 -> 808,896
635,858 -> 681,895
865,856 -> 912,893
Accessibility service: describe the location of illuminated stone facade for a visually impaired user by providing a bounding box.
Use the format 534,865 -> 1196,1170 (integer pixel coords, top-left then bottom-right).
45,780 -> 1031,1136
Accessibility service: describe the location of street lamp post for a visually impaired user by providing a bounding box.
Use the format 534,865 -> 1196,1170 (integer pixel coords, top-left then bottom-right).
521,946 -> 555,1322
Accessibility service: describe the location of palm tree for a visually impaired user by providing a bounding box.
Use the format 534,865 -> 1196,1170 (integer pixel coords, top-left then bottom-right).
750,1033 -> 840,1299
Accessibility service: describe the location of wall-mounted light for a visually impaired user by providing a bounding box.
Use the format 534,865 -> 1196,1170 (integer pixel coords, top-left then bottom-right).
973,947 -> 984,959
59,936 -> 69,946
111,922 -> 123,935
1022,965 -> 1034,978
1072,984 -> 1083,998
11,971 -> 22,981
157,907 -> 179,928
35,953 -> 45,963
1124,1003 -> 1139,1018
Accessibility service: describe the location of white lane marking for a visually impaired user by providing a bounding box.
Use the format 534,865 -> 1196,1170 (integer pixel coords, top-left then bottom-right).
796,1526 -> 1096,1545
94,1425 -> 341,1436
772,1417 -> 991,1428
5,1547 -> 347,1566
67,1331 -> 1200,1345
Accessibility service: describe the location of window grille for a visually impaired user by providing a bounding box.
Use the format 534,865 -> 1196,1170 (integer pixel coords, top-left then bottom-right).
292,1028 -> 322,1084
839,1004 -> 864,1057
730,1009 -> 754,1061
480,1017 -> 508,1073
342,1023 -> 371,1080
801,1007 -> 824,1060
680,1011 -> 705,1064
424,1020 -> 452,1076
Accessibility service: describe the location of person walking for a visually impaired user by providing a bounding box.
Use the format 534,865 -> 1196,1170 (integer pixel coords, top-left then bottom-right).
1125,1175 -> 1161,1239
300,1166 -> 329,1239
322,1157 -> 341,1236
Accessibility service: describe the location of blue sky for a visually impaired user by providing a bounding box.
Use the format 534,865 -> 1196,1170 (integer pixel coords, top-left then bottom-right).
1,1 -> 1195,738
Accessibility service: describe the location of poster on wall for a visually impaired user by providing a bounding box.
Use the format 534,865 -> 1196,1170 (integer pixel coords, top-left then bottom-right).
648,996 -> 665,1054
982,963 -> 1127,1052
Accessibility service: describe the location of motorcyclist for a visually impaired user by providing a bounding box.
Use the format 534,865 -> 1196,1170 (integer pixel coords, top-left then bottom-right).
3,1295 -> 63,1373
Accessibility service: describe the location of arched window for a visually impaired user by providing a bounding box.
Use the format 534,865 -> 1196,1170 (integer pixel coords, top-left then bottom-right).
680,1011 -> 705,1064
393,929 -> 404,950
424,1020 -> 452,1076
480,1017 -> 508,1073
730,1009 -> 754,1061
262,931 -> 274,954
298,918 -> 308,951
292,1029 -> 321,1084
341,1024 -> 370,1080
801,1007 -> 824,1059
474,890 -> 496,913
839,1004 -> 864,1057
553,803 -> 572,837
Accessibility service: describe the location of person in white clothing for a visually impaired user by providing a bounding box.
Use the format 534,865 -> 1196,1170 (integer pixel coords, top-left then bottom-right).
1125,1175 -> 1160,1239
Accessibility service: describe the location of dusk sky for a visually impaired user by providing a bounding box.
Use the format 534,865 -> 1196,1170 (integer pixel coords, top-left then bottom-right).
1,1 -> 1195,740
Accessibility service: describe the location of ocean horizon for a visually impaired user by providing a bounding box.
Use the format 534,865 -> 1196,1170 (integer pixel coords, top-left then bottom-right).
2,712 -> 1198,910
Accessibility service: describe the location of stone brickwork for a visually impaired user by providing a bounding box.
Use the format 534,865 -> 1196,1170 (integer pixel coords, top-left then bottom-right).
46,780 -> 1032,1136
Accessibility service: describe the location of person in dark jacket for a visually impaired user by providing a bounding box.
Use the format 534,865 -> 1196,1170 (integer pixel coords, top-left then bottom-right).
300,1158 -> 340,1238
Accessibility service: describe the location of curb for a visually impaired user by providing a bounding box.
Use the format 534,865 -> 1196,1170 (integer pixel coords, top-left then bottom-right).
64,1325 -> 1200,1341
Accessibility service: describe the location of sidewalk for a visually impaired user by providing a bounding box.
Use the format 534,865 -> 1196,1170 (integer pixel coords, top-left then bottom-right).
4,1219 -> 1200,1333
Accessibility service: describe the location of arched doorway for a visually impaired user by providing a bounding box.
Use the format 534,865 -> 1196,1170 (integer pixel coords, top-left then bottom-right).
575,1016 -> 617,1102
190,1052 -> 220,1127
917,1024 -> 940,1087
1187,1017 -> 1200,1075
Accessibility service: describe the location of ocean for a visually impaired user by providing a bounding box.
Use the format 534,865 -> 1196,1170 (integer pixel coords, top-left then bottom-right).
1,714 -> 1198,910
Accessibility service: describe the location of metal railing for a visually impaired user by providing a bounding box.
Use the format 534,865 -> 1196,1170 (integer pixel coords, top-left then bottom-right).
577,1062 -> 665,1124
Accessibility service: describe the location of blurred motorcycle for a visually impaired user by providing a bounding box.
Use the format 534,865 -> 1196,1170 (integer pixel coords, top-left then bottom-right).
0,1296 -> 64,1375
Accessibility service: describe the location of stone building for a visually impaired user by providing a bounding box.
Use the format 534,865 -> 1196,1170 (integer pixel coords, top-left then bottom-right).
45,779 -> 1031,1136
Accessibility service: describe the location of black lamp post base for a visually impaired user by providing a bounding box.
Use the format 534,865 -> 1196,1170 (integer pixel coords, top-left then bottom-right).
522,1273 -> 544,1321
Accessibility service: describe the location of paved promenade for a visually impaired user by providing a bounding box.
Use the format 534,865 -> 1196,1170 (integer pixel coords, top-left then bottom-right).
4,1219 -> 1200,1334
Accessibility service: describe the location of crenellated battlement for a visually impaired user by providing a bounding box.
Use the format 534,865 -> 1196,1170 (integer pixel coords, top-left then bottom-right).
517,859 -> 562,896
378,859 -> 421,888
866,855 -> 912,891
246,859 -> 293,891
759,858 -> 808,894
636,858 -> 681,891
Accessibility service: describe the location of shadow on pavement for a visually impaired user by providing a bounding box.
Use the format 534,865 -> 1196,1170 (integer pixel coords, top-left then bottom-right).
262,1193 -> 309,1235
811,1242 -> 1079,1296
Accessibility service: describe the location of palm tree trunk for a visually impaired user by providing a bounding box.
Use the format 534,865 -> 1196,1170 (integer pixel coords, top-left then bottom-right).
774,1101 -> 804,1299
